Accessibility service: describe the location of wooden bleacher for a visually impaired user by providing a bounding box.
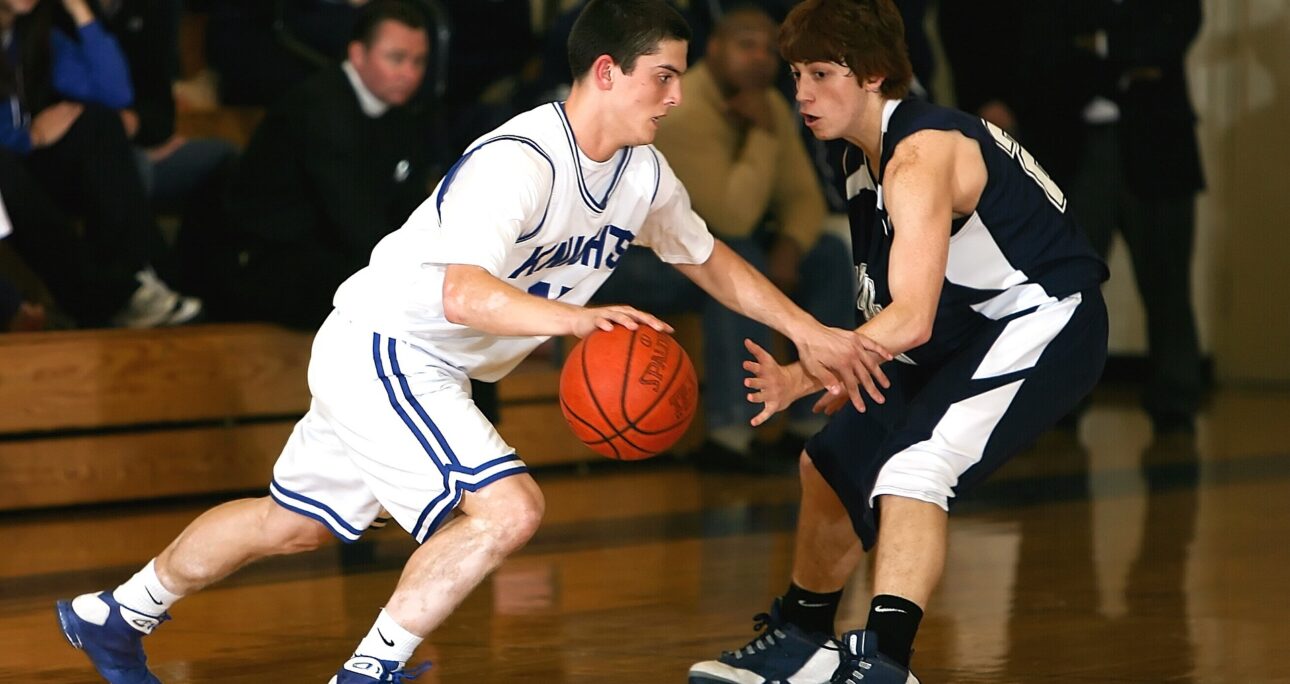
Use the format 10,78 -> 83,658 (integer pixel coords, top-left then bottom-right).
0,320 -> 704,513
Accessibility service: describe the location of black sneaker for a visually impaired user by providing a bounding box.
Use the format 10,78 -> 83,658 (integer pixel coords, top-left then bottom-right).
689,598 -> 839,683
829,630 -> 920,684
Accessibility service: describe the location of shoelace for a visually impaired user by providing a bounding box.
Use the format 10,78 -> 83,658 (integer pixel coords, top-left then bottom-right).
820,641 -> 859,684
387,661 -> 432,682
721,612 -> 789,661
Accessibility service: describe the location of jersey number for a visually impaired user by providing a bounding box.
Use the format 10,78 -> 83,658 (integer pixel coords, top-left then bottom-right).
984,121 -> 1067,213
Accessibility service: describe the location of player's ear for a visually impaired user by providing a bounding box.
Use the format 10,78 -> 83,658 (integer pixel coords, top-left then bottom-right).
591,54 -> 617,91
348,40 -> 367,69
862,74 -> 885,94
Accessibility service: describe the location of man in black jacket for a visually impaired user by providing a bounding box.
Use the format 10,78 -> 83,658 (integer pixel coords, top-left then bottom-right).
1017,0 -> 1207,433
195,0 -> 432,330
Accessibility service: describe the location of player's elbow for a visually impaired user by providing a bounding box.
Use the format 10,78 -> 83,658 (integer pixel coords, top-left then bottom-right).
890,301 -> 935,348
907,323 -> 933,349
442,276 -> 472,325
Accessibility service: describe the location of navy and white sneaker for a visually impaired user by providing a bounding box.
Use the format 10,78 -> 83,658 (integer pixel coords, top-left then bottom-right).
55,591 -> 168,684
329,655 -> 431,683
689,599 -> 840,683
829,630 -> 920,684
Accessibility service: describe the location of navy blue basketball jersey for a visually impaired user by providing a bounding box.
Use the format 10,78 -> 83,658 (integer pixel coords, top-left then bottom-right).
844,98 -> 1108,366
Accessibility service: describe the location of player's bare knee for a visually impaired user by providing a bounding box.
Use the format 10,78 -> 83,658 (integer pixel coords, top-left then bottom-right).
798,450 -> 817,478
493,488 -> 544,551
465,476 -> 545,551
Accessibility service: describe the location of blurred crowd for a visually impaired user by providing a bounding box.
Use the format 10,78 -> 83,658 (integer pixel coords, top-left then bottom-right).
0,0 -> 1205,440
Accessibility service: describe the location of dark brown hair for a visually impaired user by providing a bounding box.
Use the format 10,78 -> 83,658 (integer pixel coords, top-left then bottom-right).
567,0 -> 691,79
779,0 -> 912,99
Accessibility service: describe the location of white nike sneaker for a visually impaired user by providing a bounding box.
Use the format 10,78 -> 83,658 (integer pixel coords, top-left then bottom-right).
112,267 -> 202,328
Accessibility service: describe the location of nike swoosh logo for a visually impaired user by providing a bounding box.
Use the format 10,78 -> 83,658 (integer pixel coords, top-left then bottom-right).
378,629 -> 394,647
145,587 -> 163,605
797,600 -> 831,608
873,606 -> 906,613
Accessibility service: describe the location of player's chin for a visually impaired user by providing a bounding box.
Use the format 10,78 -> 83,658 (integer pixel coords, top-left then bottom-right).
636,123 -> 659,145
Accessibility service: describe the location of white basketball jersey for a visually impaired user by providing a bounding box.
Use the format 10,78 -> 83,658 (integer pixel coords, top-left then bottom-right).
332,102 -> 715,382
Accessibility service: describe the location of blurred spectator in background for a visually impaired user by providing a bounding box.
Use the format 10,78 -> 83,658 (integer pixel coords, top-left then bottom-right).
0,0 -> 201,327
0,186 -> 45,331
184,0 -> 432,330
938,0 -> 1022,131
947,0 -> 1207,434
101,0 -> 237,215
0,147 -> 163,328
597,6 -> 854,471
204,0 -> 370,106
1041,0 -> 1206,434
896,0 -> 934,99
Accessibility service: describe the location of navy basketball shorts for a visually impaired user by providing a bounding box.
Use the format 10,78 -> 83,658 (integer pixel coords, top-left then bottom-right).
270,312 -> 529,544
805,289 -> 1108,550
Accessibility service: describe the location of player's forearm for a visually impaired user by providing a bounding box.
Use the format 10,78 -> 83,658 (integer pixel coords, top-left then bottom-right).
782,361 -> 826,403
677,240 -> 816,337
442,266 -> 583,337
856,301 -> 934,357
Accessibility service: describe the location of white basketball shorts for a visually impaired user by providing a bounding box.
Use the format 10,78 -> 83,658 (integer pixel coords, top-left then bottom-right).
270,311 -> 529,544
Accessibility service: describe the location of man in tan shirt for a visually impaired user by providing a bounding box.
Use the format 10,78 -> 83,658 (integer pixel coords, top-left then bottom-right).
597,6 -> 854,471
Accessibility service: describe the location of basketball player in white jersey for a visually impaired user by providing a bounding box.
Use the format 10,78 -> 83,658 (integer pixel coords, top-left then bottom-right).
54,1 -> 892,682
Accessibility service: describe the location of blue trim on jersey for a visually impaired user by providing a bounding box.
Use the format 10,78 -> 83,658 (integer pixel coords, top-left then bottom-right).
554,102 -> 633,213
268,482 -> 363,539
648,147 -> 662,204
435,135 -> 556,245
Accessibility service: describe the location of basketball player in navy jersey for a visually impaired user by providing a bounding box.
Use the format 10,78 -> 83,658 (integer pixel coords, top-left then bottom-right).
53,2 -> 895,683
689,1 -> 1109,683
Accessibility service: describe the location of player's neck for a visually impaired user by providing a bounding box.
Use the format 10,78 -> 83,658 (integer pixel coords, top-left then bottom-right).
843,96 -> 892,167
563,86 -> 625,163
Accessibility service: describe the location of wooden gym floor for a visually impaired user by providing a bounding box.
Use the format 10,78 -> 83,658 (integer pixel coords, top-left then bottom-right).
2,384 -> 1288,683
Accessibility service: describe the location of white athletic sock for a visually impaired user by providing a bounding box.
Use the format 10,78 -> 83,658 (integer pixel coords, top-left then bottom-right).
113,559 -> 183,615
354,609 -> 422,664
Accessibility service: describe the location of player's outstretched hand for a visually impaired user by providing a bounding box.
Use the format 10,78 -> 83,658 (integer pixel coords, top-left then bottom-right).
573,305 -> 673,338
742,339 -> 800,427
793,327 -> 893,413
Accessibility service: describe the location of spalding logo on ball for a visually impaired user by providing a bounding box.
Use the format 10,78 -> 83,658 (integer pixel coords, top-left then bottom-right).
559,325 -> 698,460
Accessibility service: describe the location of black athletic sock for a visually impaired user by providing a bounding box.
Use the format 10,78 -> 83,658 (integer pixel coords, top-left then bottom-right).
865,594 -> 923,668
779,583 -> 843,637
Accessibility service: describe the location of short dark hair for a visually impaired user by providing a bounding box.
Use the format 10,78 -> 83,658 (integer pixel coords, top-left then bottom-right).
567,0 -> 692,80
351,0 -> 428,47
779,0 -> 912,99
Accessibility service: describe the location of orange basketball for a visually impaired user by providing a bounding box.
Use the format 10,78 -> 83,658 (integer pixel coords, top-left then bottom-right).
559,325 -> 698,461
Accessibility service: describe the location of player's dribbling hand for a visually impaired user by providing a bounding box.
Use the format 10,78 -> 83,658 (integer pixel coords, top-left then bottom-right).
573,305 -> 673,338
